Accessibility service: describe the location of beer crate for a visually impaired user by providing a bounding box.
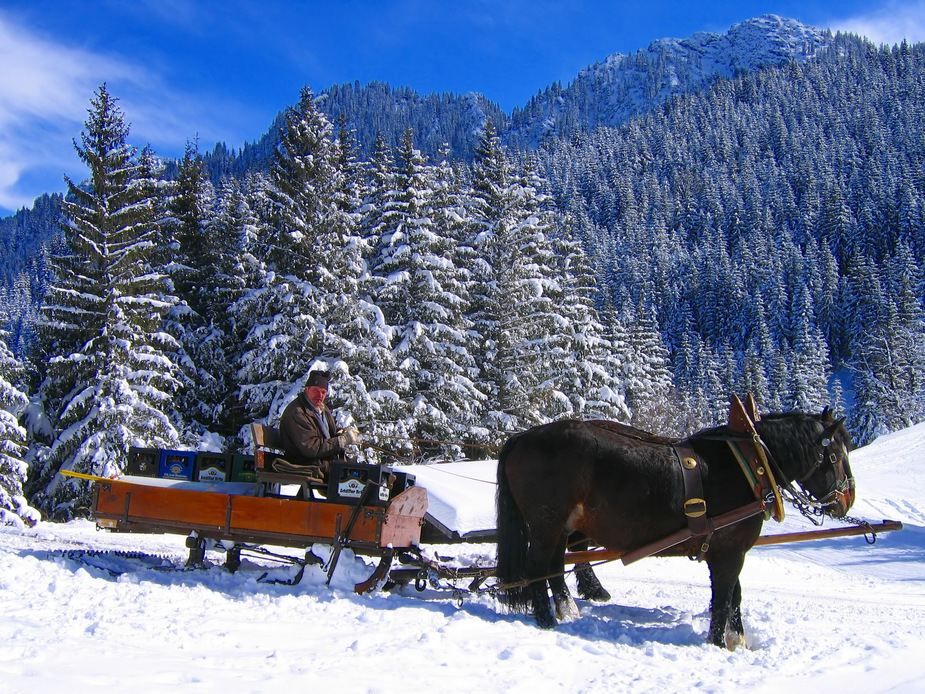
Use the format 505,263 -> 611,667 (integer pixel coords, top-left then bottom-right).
158,450 -> 196,481
126,447 -> 160,477
195,451 -> 233,483
326,461 -> 390,506
230,454 -> 257,483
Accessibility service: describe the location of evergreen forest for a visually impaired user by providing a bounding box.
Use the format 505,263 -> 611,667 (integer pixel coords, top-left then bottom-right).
2,24 -> 925,524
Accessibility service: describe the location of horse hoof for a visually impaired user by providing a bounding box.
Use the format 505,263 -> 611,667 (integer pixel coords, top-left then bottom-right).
579,587 -> 611,602
725,632 -> 746,651
535,613 -> 558,629
555,595 -> 581,621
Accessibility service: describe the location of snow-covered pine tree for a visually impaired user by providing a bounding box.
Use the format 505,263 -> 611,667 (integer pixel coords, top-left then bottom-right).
28,85 -> 182,519
316,118 -> 404,445
848,244 -> 925,442
785,282 -> 832,410
424,146 -> 488,451
198,178 -> 260,435
353,133 -> 416,455
467,121 -> 532,439
371,130 -> 483,457
1,269 -> 42,371
162,140 -> 222,434
468,122 -> 585,440
0,312 -> 38,527
887,242 -> 925,423
530,175 -> 631,425
741,298 -> 777,411
615,303 -> 678,433
233,87 -> 339,421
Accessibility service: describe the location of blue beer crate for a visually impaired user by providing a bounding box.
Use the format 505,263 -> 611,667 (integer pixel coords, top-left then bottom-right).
158,450 -> 196,481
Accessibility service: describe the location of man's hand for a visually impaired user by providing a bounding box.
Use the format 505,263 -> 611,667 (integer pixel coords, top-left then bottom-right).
336,427 -> 361,447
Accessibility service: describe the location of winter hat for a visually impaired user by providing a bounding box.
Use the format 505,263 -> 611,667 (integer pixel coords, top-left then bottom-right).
305,370 -> 330,389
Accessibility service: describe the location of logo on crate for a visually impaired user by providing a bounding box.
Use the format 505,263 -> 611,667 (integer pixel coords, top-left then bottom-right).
196,452 -> 230,483
337,477 -> 365,498
198,466 -> 224,482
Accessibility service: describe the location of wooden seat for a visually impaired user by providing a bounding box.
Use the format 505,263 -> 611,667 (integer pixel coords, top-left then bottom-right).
250,422 -> 326,498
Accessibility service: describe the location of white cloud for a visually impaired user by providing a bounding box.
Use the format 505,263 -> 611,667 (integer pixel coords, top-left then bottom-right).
0,11 -> 243,214
828,0 -> 925,46
0,13 -> 151,211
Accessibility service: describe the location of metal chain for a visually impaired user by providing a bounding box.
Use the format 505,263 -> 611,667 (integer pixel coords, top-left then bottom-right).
840,514 -> 878,544
778,484 -> 880,544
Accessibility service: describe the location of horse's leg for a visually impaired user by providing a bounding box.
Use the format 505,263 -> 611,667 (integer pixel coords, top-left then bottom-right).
575,562 -> 611,601
725,578 -> 746,649
549,533 -> 580,622
523,526 -> 563,629
707,552 -> 747,648
568,533 -> 611,601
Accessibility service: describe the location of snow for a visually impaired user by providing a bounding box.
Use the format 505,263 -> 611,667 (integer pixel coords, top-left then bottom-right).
3,423 -> 925,693
394,459 -> 496,538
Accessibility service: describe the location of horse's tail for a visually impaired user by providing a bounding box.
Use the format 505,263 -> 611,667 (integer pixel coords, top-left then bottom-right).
495,432 -> 532,612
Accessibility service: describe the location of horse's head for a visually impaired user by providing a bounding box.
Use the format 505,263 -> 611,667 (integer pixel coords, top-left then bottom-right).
757,408 -> 855,519
808,409 -> 856,518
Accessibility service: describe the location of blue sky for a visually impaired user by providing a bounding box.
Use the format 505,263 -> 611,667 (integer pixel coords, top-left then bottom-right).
2,0 -> 925,217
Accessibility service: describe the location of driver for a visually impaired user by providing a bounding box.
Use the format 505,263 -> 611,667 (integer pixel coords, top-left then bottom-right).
278,370 -> 359,478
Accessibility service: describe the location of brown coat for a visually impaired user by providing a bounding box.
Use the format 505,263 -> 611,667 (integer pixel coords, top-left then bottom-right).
279,391 -> 344,471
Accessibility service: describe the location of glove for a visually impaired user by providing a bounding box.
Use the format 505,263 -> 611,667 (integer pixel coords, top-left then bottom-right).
336,427 -> 360,447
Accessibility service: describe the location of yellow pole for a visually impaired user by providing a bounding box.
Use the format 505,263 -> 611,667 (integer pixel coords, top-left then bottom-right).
59,469 -> 115,483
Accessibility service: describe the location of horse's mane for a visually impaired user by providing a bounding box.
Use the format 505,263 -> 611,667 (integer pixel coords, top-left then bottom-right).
588,411 -> 846,469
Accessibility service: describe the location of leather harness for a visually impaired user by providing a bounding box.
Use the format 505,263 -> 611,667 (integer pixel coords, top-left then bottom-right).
669,394 -> 785,561
726,393 -> 786,522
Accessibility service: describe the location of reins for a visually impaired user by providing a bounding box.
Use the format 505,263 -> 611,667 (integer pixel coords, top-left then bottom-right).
357,432 -> 501,465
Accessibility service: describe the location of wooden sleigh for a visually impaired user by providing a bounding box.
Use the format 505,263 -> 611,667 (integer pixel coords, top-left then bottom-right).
87,424 -> 428,593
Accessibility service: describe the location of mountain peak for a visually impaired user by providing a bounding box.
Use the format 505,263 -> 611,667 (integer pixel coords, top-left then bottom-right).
506,16 -> 832,148
653,15 -> 829,71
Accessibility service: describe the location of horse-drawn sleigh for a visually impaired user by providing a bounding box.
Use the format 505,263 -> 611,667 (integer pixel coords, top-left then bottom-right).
76,396 -> 901,648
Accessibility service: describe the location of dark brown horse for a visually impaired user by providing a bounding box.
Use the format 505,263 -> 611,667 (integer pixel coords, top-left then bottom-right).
495,408 -> 854,648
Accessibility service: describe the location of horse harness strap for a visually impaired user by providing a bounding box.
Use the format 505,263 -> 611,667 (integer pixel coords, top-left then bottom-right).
727,394 -> 786,522
672,441 -> 713,546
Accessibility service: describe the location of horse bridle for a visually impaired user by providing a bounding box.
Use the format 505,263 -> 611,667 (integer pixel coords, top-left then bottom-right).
797,433 -> 855,509
760,429 -> 855,521
703,424 -> 854,523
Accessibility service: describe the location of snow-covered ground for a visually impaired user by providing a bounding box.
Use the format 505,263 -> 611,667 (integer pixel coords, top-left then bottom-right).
2,423 -> 924,693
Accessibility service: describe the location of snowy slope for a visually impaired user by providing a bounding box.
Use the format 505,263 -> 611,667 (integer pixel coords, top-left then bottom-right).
1,422 -> 924,693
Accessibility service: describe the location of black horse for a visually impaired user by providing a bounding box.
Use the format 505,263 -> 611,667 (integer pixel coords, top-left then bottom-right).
495,408 -> 854,648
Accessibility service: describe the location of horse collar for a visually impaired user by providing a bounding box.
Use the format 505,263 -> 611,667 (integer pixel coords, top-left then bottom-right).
727,395 -> 786,522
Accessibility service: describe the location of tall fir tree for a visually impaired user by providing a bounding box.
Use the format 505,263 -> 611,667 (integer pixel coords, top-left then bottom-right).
191,177 -> 254,436
467,121 -> 532,438
232,87 -> 338,420
468,122 -> 590,438
616,303 -> 677,432
316,118 -> 404,445
28,85 -> 182,518
372,130 -> 483,455
525,171 -> 630,424
163,139 -> 222,433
